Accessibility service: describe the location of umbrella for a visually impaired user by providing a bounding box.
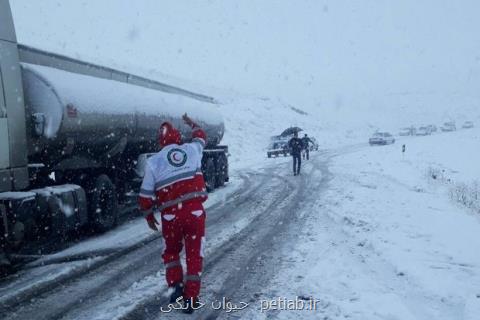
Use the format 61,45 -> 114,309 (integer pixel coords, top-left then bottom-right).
280,127 -> 303,137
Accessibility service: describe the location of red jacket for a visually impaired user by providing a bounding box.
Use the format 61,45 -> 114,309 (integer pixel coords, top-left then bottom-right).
138,127 -> 208,216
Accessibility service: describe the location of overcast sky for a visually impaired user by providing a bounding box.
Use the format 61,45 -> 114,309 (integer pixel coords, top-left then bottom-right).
11,0 -> 480,110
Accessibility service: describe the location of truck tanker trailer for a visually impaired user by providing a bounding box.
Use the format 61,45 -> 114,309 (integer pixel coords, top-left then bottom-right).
0,0 -> 228,269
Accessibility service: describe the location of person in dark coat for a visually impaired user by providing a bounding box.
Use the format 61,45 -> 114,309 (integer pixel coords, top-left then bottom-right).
288,131 -> 304,176
301,134 -> 313,160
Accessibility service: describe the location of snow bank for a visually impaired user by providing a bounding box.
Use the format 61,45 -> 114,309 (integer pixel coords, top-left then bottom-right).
314,128 -> 480,319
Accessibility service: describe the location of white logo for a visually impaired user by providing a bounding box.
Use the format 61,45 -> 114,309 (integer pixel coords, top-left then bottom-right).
167,148 -> 187,167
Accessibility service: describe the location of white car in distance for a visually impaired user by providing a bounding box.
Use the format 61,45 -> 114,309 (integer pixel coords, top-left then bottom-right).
416,126 -> 431,136
369,132 -> 396,145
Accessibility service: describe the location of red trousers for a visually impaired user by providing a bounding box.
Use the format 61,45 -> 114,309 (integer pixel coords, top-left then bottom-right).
161,200 -> 206,299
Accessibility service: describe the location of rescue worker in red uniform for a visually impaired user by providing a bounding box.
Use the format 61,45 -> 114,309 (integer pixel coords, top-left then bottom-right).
138,114 -> 207,314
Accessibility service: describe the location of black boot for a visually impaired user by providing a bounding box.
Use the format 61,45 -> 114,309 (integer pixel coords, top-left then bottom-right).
183,297 -> 200,314
169,283 -> 184,303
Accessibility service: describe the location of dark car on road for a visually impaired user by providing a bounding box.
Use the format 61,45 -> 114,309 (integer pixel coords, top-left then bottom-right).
308,137 -> 319,151
267,140 -> 290,157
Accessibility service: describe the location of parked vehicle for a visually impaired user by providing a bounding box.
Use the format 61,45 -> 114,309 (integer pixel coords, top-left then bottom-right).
369,132 -> 395,145
267,129 -> 319,157
462,121 -> 474,129
0,2 -> 229,269
399,126 -> 416,136
426,124 -> 437,133
416,126 -> 431,136
441,121 -> 457,132
308,137 -> 320,151
267,139 -> 290,157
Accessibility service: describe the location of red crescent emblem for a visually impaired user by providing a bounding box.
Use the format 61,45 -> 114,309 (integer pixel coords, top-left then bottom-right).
172,152 -> 181,161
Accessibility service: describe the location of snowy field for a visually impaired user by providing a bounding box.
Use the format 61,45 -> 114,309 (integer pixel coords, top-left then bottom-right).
244,128 -> 480,319
213,92 -> 480,172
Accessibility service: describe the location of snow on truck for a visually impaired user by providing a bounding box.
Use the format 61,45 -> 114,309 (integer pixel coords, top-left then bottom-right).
0,0 -> 228,269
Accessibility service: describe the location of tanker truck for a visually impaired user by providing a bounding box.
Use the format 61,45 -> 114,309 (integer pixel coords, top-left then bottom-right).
0,0 -> 228,269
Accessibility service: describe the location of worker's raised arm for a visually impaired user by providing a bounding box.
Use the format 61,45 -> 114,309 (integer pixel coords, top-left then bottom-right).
183,113 -> 207,152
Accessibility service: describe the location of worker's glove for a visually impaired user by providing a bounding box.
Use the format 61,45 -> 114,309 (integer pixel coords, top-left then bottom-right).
145,212 -> 160,231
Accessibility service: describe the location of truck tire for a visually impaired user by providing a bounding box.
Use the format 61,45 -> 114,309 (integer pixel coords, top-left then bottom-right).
0,204 -> 12,273
47,196 -> 68,241
0,249 -> 12,276
204,158 -> 216,192
88,174 -> 118,232
215,154 -> 227,188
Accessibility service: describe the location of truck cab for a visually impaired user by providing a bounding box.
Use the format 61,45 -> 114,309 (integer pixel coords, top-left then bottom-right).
0,0 -> 29,194
1,0 -> 34,268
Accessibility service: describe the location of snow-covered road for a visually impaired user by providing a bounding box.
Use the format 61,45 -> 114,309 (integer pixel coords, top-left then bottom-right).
1,135 -> 480,320
0,148 -> 333,320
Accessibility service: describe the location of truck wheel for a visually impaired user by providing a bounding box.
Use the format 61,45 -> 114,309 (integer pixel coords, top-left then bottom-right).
0,250 -> 12,276
0,206 -> 12,273
215,154 -> 227,188
89,174 -> 118,232
204,158 -> 216,192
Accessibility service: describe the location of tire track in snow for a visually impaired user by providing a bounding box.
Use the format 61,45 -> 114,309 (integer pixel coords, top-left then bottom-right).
1,171 -> 287,320
0,174 -> 251,313
196,155 -> 329,320
115,169 -> 296,320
